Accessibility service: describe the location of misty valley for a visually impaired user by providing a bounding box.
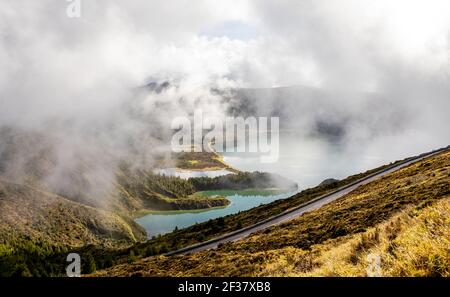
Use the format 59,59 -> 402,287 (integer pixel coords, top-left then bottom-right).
1,122 -> 448,277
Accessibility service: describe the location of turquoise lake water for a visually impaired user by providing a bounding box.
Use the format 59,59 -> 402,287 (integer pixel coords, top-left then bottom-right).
135,189 -> 297,238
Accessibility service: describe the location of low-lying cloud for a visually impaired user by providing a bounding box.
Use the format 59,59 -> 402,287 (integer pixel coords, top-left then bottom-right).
0,0 -> 448,196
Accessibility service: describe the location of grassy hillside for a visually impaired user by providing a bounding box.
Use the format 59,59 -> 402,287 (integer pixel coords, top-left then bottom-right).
190,171 -> 298,191
0,179 -> 147,277
90,153 -> 421,263
115,165 -> 298,214
115,164 -> 230,213
1,124 -> 447,276
174,151 -> 236,172
0,126 -> 232,214
284,198 -> 450,276
92,149 -> 450,276
0,179 -> 146,247
0,126 -> 301,276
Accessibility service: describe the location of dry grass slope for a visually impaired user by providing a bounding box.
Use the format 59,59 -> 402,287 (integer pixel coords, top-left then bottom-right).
92,150 -> 450,277
0,179 -> 146,249
260,198 -> 450,276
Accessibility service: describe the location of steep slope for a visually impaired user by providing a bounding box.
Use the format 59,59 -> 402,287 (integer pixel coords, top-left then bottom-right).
276,198 -> 450,276
0,179 -> 148,276
93,149 -> 450,276
0,179 -> 146,248
116,168 -> 296,213
0,126 -> 235,214
190,171 -> 298,191
114,165 -> 230,213
94,154 -> 419,262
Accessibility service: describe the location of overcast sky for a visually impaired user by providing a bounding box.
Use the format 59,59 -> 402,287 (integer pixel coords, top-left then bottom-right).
0,0 -> 449,188
1,0 -> 449,119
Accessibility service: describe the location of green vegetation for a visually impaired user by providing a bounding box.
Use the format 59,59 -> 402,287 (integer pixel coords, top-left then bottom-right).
123,155 -> 417,256
0,179 -> 147,277
1,140 -> 447,276
118,163 -> 197,198
0,156 -> 297,276
72,152 -> 432,273
92,150 -> 450,277
200,188 -> 288,197
115,163 -> 230,212
0,240 -> 67,277
0,180 -> 146,247
174,150 -> 238,172
116,166 -> 296,213
189,171 -> 297,191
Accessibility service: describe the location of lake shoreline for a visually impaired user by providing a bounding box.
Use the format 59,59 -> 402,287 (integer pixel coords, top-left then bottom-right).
132,187 -> 295,218
135,188 -> 297,238
133,203 -> 230,218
